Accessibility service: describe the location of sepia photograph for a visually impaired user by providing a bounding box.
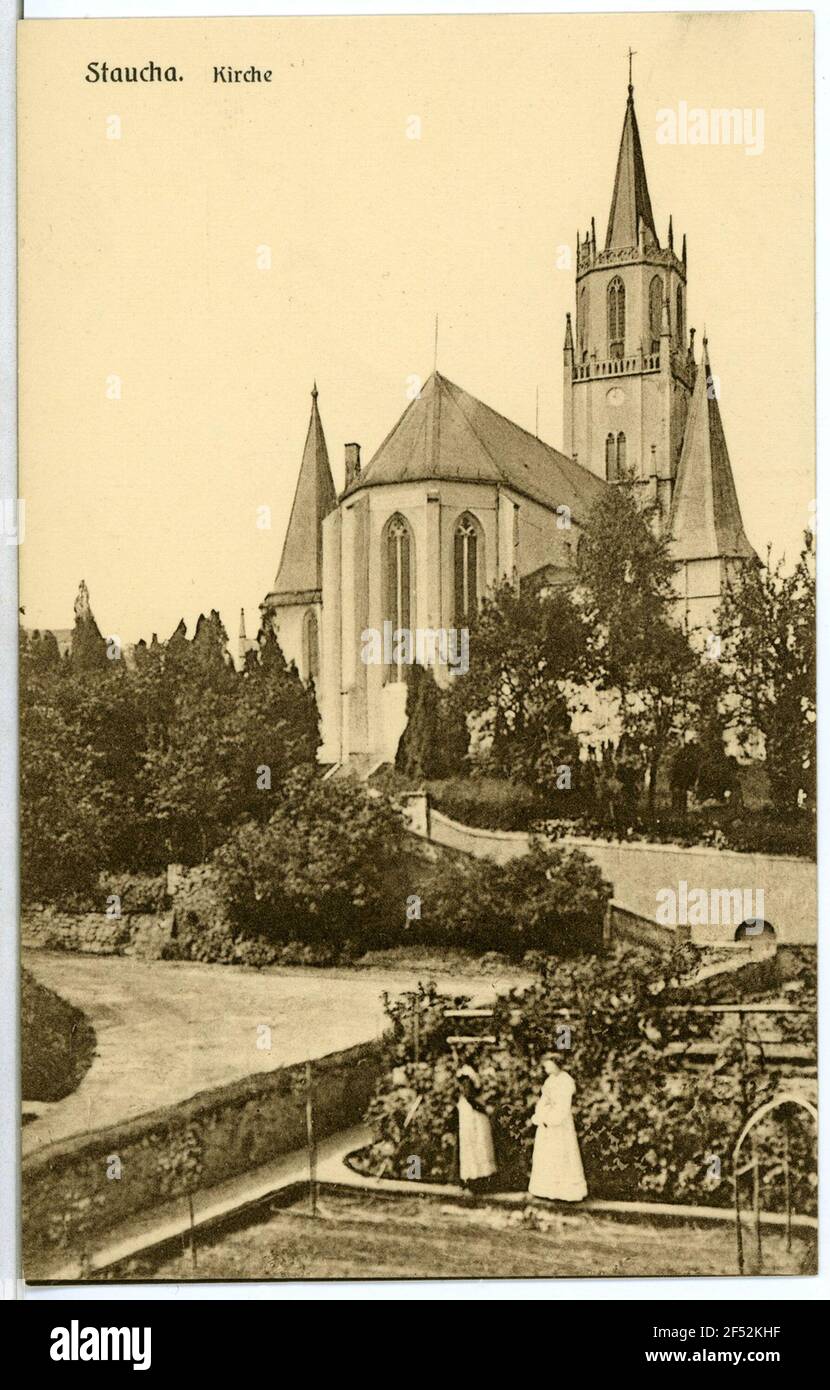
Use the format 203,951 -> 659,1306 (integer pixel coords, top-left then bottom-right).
14,6 -> 817,1296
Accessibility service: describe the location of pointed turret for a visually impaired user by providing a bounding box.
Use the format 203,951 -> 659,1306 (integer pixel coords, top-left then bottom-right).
669,340 -> 755,563
269,384 -> 337,601
605,83 -> 658,251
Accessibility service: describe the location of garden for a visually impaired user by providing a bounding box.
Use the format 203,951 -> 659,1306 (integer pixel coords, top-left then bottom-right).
354,946 -> 817,1217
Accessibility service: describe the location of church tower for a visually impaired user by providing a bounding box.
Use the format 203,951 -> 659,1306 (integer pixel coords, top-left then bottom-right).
261,384 -> 337,684
564,77 -> 695,528
668,337 -> 756,629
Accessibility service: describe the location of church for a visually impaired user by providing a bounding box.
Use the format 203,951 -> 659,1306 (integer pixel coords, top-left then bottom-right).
260,80 -> 755,774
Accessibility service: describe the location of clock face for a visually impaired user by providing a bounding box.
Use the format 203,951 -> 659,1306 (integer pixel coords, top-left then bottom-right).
607,387 -> 625,406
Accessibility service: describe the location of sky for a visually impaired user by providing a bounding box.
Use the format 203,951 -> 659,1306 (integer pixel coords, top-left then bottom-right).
18,11 -> 814,644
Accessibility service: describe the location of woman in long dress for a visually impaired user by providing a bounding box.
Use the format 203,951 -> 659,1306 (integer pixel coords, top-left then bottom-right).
456,1065 -> 497,1191
529,1052 -> 587,1202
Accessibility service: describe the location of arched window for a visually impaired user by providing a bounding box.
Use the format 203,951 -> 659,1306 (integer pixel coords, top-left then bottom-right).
607,276 -> 625,358
734,919 -> 776,942
605,432 -> 617,481
303,609 -> 319,684
616,432 -> 627,475
676,285 -> 684,346
454,513 -> 481,624
384,513 -> 413,681
649,275 -> 663,352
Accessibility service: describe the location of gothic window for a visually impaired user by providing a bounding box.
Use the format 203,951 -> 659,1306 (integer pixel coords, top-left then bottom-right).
616,432 -> 627,475
384,513 -> 413,681
454,513 -> 481,624
676,285 -> 684,345
303,609 -> 319,684
605,432 -> 617,481
649,275 -> 663,353
608,276 -> 625,358
578,287 -> 587,355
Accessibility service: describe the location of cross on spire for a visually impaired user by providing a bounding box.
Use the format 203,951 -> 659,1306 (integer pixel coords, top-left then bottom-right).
628,47 -> 637,93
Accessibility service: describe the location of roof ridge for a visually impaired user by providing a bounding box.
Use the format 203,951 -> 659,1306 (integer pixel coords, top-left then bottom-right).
439,374 -> 573,467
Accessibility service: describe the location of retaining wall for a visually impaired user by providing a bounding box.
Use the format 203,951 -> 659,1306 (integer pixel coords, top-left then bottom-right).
23,1039 -> 382,1277
401,795 -> 817,945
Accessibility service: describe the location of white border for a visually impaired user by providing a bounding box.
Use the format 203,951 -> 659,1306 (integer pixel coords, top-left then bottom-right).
4,0 -> 827,1306
0,0 -> 20,1309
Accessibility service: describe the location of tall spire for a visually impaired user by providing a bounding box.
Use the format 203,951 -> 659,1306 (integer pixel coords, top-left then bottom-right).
270,384 -> 337,600
605,78 -> 658,251
669,340 -> 755,562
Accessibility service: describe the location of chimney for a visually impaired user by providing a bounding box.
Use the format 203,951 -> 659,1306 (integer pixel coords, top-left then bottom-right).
344,442 -> 361,488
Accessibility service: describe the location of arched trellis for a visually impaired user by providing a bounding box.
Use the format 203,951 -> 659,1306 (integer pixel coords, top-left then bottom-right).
732,1091 -> 817,1274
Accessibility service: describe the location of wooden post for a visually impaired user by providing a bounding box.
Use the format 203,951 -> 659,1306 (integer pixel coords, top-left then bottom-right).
305,1059 -> 317,1218
751,1139 -> 762,1271
784,1112 -> 792,1254
734,1173 -> 744,1276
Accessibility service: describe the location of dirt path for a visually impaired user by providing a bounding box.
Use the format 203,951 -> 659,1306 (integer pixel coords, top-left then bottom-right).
22,950 -> 524,1155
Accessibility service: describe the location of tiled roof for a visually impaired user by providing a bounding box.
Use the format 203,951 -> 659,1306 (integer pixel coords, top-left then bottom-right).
345,371 -> 606,521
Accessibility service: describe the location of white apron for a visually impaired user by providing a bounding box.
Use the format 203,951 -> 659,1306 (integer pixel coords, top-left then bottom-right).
457,1095 -> 497,1181
529,1069 -> 587,1201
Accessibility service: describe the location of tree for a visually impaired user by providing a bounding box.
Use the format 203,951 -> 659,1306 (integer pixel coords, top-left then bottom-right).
20,634 -> 106,902
141,617 -> 319,862
577,482 -> 700,822
19,597 -> 323,898
395,664 -> 468,781
69,579 -> 108,672
717,533 -> 815,813
452,580 -> 586,797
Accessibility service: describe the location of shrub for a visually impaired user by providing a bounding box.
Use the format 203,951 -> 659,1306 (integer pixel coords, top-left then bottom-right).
214,769 -> 408,951
97,872 -> 168,915
161,922 -> 348,969
411,841 -> 610,958
21,968 -> 97,1102
427,777 -> 543,831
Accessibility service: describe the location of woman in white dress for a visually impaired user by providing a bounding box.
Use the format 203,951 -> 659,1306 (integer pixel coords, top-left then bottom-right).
529,1052 -> 587,1202
456,1065 -> 497,1191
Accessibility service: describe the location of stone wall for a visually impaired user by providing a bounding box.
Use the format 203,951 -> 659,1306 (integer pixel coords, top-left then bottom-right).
401,795 -> 817,946
23,1038 -> 382,1277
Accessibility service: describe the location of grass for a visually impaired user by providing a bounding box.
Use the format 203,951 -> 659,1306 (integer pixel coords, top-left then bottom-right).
21,966 -> 96,1102
108,1189 -> 816,1282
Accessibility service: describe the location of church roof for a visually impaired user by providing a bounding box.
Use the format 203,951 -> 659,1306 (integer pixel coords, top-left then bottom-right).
669,340 -> 756,563
344,371 -> 606,521
605,85 -> 659,251
268,385 -> 338,602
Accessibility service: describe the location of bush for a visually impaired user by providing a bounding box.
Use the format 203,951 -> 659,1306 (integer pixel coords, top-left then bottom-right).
214,769 -> 408,951
427,777 -> 545,831
21,968 -> 97,1102
410,841 -> 611,958
97,872 -> 168,914
539,806 -> 816,859
162,919 -> 348,969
